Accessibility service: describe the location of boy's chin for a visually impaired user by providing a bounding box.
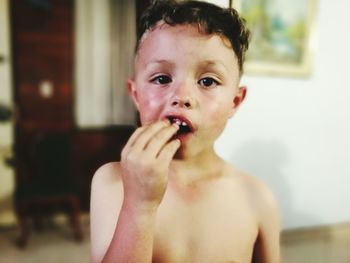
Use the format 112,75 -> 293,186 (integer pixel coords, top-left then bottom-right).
172,131 -> 192,140
172,139 -> 195,160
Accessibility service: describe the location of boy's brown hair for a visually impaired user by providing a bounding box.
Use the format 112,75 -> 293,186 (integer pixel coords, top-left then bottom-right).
136,0 -> 250,74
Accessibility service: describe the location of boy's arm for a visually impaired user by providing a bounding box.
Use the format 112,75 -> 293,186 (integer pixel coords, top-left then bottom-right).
90,121 -> 180,263
100,195 -> 158,263
252,182 -> 281,263
90,163 -> 124,263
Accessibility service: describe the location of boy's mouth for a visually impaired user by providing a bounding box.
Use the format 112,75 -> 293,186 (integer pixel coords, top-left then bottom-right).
167,116 -> 193,135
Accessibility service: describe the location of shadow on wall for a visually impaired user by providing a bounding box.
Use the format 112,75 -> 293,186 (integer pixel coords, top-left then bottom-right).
231,139 -> 316,230
0,193 -> 13,218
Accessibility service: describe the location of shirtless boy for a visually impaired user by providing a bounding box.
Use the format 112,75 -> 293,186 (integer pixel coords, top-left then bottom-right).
90,1 -> 280,262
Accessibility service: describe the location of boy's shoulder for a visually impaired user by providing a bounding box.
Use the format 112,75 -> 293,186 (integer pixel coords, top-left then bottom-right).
92,161 -> 122,183
91,162 -> 124,198
224,165 -> 281,261
225,164 -> 279,219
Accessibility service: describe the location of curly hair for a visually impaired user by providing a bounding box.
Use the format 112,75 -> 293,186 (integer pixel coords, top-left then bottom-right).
136,0 -> 250,74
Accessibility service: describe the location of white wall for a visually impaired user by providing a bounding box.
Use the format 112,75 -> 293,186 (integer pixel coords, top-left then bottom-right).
216,0 -> 350,230
0,0 -> 15,225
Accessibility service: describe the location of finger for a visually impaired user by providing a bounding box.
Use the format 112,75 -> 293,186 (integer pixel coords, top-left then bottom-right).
131,120 -> 170,151
157,138 -> 181,162
125,126 -> 147,147
122,126 -> 148,158
145,124 -> 179,155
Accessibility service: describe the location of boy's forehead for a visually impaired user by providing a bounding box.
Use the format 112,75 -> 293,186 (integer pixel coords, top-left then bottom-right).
135,22 -> 237,66
140,23 -> 234,51
137,22 -> 200,57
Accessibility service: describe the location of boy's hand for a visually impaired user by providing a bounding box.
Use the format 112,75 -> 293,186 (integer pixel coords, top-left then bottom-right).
120,120 -> 180,211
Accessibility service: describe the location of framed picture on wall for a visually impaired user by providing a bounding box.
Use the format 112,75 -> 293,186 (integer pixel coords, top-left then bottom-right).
232,0 -> 318,77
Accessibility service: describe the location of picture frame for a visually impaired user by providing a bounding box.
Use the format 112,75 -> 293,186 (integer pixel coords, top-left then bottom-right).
231,0 -> 318,77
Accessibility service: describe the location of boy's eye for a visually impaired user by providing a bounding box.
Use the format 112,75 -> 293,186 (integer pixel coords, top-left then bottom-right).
151,75 -> 172,85
198,77 -> 219,88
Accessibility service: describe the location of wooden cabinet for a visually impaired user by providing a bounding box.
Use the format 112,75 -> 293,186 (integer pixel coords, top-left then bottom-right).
11,0 -> 74,132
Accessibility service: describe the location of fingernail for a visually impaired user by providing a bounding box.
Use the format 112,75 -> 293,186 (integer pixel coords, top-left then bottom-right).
163,118 -> 170,125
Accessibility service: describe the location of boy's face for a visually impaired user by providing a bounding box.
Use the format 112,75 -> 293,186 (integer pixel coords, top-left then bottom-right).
128,23 -> 245,156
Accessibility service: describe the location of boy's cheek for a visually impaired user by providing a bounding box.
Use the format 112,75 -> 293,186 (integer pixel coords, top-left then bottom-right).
138,104 -> 162,125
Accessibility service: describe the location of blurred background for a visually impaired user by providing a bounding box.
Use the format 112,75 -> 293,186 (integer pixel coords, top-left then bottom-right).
0,0 -> 349,262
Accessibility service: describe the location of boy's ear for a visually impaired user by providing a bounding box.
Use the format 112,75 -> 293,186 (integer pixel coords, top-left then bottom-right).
127,79 -> 140,110
229,86 -> 247,118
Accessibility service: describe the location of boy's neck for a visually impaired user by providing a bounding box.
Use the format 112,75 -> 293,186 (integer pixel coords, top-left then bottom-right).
169,149 -> 226,186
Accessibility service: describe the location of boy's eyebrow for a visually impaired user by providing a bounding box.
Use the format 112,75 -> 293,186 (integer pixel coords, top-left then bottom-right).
146,59 -> 175,68
146,59 -> 229,72
199,60 -> 230,72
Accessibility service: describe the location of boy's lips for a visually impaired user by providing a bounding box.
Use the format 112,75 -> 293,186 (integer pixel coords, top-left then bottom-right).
166,115 -> 195,135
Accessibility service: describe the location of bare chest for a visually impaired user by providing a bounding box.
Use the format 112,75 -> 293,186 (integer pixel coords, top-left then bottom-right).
152,184 -> 258,263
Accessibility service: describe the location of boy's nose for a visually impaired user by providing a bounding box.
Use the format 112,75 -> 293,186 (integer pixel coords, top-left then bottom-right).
171,97 -> 193,109
170,82 -> 196,109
